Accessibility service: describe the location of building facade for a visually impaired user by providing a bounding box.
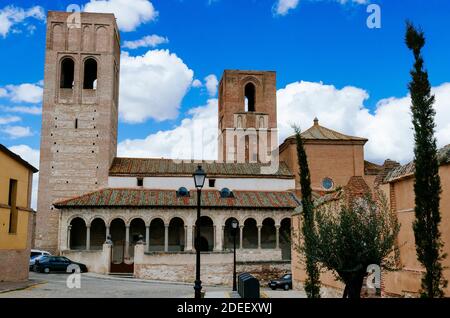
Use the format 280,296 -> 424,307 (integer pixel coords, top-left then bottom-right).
0,144 -> 38,282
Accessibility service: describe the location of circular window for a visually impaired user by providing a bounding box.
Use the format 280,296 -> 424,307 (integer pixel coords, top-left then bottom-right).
322,178 -> 334,190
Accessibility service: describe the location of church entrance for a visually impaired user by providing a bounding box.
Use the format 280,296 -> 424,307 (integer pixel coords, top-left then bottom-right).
110,218 -> 134,274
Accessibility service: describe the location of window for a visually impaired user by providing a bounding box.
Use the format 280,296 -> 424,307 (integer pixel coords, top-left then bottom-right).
83,58 -> 98,89
322,177 -> 334,190
8,179 -> 18,234
177,187 -> 189,197
137,178 -> 143,187
208,179 -> 216,188
220,187 -> 233,198
75,118 -> 78,129
60,58 -> 75,89
244,83 -> 255,112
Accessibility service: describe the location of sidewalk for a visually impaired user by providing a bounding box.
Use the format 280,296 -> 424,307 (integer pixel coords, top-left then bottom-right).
0,279 -> 44,294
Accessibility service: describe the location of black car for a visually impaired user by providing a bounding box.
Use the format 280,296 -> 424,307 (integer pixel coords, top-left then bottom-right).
33,256 -> 88,274
268,273 -> 292,290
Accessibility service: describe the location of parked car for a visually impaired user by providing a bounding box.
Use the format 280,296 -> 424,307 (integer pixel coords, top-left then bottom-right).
33,256 -> 88,274
29,249 -> 51,270
268,273 -> 292,290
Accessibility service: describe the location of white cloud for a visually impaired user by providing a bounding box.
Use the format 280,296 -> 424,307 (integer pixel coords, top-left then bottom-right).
1,83 -> 43,103
0,88 -> 7,97
272,0 -> 369,16
119,49 -> 194,123
276,81 -> 450,163
0,5 -> 45,38
1,125 -> 33,139
0,105 -> 42,115
0,115 -> 21,125
84,0 -> 158,32
273,0 -> 299,16
192,79 -> 203,88
118,99 -> 218,160
123,34 -> 168,49
204,74 -> 218,97
8,145 -> 40,209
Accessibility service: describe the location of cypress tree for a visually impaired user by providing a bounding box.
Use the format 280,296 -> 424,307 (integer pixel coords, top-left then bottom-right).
294,126 -> 321,298
405,21 -> 447,298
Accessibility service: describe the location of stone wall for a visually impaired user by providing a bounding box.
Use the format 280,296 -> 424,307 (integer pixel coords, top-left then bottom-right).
134,244 -> 290,286
62,244 -> 111,274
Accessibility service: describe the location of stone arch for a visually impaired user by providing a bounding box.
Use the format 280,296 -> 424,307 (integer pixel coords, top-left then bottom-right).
107,215 -> 126,227
168,217 -> 185,251
243,218 -> 258,249
68,26 -> 80,51
82,25 -> 92,51
129,218 -> 146,257
83,57 -> 98,89
52,23 -> 65,51
280,218 -> 291,260
69,217 -> 86,250
149,218 -> 165,251
223,217 -> 240,250
87,215 -> 106,226
261,217 -> 276,249
149,215 -> 168,226
60,57 -> 75,89
110,218 -> 126,263
90,218 -> 106,250
95,26 -> 109,51
196,216 -> 214,252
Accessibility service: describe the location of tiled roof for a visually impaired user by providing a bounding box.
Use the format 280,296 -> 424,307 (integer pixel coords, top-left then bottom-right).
283,118 -> 367,144
364,160 -> 383,176
54,188 -> 301,209
109,157 -> 293,178
384,144 -> 450,183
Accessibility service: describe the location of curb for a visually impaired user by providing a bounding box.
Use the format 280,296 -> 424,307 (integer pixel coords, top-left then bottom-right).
0,280 -> 46,294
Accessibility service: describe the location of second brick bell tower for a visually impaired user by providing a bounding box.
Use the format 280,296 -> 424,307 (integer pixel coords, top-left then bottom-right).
35,11 -> 120,253
217,70 -> 278,163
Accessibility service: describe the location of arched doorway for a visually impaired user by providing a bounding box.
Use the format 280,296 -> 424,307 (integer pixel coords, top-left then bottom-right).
129,218 -> 145,258
90,218 -> 106,250
196,216 -> 214,251
169,217 -> 185,251
69,217 -> 86,250
280,218 -> 291,260
261,218 -> 276,249
243,218 -> 258,249
223,217 -> 240,250
149,218 -> 165,251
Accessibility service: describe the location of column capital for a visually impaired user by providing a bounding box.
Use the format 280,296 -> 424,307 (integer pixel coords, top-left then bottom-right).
275,224 -> 281,229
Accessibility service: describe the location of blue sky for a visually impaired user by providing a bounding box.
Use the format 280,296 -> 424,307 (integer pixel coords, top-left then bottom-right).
1,0 -> 450,170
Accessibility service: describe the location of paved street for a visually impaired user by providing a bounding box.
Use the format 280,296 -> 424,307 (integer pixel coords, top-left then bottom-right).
0,272 -> 306,298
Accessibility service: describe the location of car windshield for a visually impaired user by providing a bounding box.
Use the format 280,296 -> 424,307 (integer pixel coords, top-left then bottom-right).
30,252 -> 40,257
282,274 -> 291,279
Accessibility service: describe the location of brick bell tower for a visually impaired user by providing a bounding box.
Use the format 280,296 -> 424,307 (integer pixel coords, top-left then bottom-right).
217,70 -> 278,163
35,11 -> 120,253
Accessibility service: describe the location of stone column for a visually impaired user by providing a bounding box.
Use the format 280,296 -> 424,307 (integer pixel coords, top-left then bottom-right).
275,225 -> 280,249
164,224 -> 169,252
106,225 -> 110,239
239,225 -> 244,249
186,225 -> 193,251
125,225 -> 130,258
257,225 -> 262,249
67,225 -> 72,250
214,224 -> 223,251
86,225 -> 91,250
145,225 -> 150,252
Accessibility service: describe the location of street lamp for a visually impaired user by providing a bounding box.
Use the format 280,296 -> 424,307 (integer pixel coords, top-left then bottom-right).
193,165 -> 206,299
231,219 -> 239,292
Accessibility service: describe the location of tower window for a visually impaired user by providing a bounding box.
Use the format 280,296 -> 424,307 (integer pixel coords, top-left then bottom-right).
75,118 -> 78,129
137,177 -> 143,187
83,58 -> 98,89
60,58 -> 75,89
244,83 -> 255,112
208,179 -> 216,188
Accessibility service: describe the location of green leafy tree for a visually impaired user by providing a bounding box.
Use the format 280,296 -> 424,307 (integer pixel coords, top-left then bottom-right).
294,126 -> 321,298
312,192 -> 399,298
405,21 -> 447,297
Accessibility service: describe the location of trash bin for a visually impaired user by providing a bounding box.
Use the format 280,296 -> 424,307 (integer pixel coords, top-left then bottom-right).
238,272 -> 260,298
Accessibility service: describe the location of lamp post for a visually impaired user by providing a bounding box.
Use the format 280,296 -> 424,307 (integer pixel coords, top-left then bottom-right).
193,165 -> 206,299
231,219 -> 239,292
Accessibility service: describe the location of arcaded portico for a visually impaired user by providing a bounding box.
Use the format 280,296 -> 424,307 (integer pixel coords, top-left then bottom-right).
55,188 -> 297,266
